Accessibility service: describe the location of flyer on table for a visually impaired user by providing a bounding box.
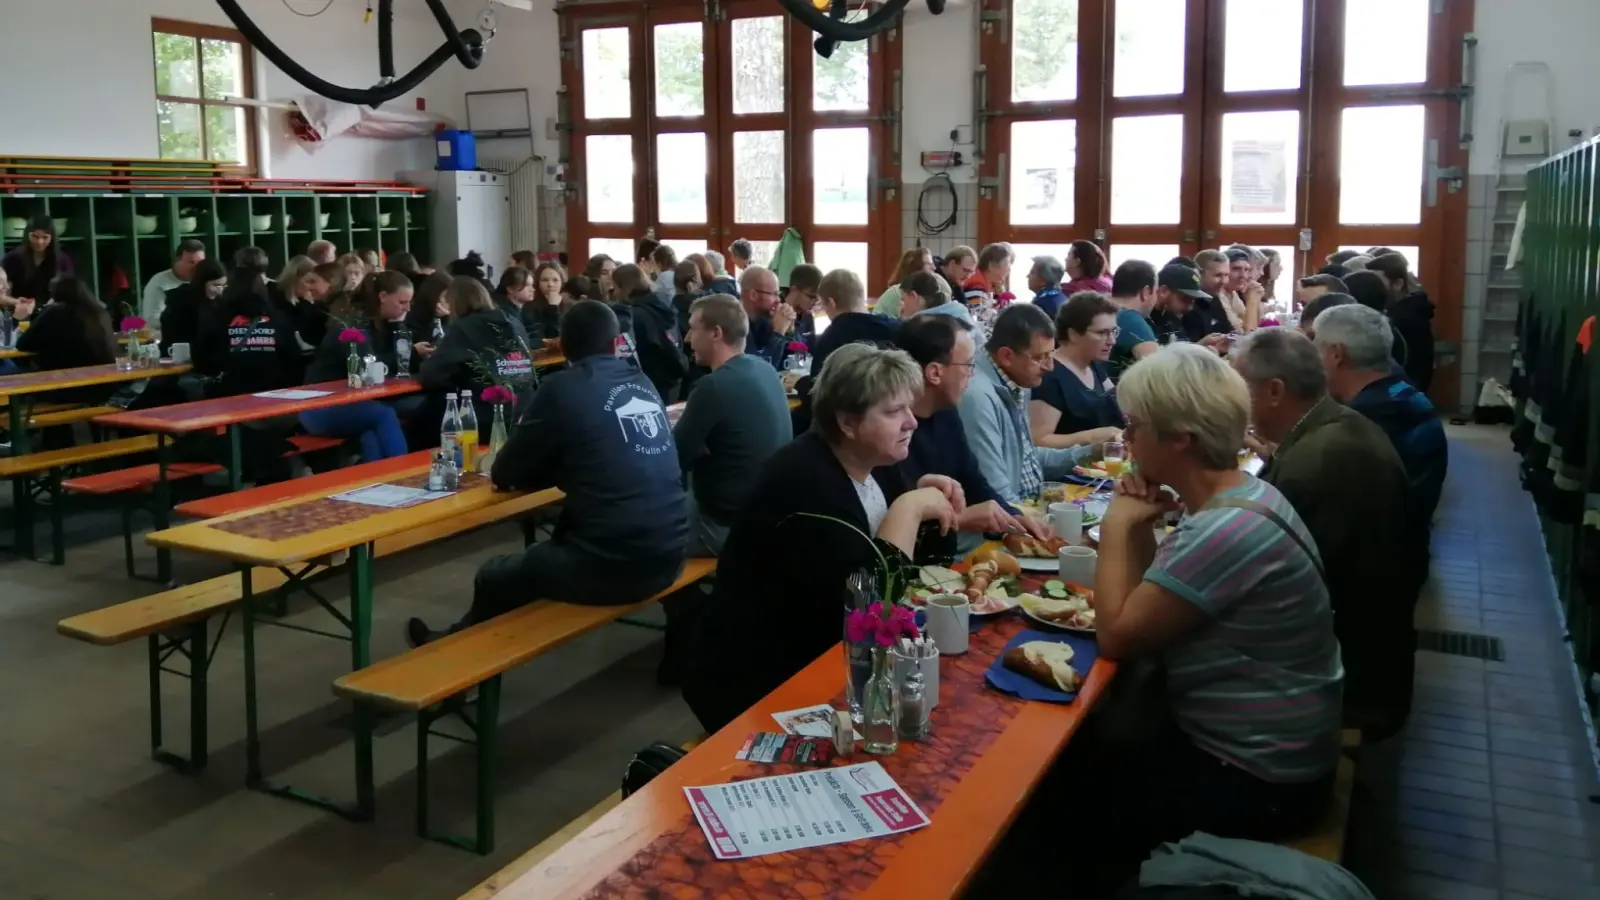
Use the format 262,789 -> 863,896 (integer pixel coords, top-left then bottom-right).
684,761 -> 929,860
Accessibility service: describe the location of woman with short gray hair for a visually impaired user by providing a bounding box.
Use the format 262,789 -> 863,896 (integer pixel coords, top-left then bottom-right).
1085,342 -> 1342,873
683,342 -> 966,732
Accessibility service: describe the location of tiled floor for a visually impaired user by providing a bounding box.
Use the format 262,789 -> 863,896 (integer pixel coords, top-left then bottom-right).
1343,425 -> 1600,900
0,424 -> 1595,899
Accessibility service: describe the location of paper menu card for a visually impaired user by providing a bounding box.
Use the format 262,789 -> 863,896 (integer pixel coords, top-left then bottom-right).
329,484 -> 452,509
685,762 -> 929,860
251,389 -> 334,400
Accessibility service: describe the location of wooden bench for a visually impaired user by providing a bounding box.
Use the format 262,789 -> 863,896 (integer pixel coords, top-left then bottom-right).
27,404 -> 120,430
460,738 -> 704,899
333,557 -> 719,854
0,435 -> 160,564
61,433 -> 346,580
56,494 -> 568,774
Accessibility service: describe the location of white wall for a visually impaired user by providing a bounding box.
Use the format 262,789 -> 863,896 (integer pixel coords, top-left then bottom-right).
1469,0 -> 1600,173
0,0 -> 472,180
900,6 -> 978,184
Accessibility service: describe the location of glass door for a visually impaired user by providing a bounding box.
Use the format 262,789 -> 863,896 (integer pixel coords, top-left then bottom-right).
712,4 -> 791,271
649,8 -> 717,259
565,12 -> 647,266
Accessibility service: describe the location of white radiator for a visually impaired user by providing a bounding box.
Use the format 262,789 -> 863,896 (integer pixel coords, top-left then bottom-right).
479,156 -> 541,256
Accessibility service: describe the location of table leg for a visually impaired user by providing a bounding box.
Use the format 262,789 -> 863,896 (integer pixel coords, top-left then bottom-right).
227,425 -> 243,492
8,398 -> 27,456
350,543 -> 375,820
154,433 -> 173,585
241,565 -> 263,788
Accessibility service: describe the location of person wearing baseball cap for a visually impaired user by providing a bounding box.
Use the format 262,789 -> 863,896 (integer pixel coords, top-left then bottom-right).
1148,263 -> 1209,346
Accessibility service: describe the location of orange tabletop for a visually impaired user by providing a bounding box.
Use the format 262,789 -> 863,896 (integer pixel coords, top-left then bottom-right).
94,378 -> 422,434
0,361 -> 191,399
504,565 -> 1116,900
0,348 -> 30,361
146,462 -> 557,567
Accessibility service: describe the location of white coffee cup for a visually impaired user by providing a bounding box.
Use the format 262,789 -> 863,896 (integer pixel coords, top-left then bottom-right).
170,342 -> 191,363
1048,502 -> 1083,544
363,360 -> 388,385
924,593 -> 970,655
1058,545 -> 1098,587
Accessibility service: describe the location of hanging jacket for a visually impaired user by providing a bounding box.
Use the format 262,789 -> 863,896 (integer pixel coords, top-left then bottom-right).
628,289 -> 689,402
418,307 -> 538,411
769,227 -> 806,287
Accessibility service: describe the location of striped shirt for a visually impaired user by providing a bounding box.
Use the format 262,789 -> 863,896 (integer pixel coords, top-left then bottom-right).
1145,477 -> 1344,784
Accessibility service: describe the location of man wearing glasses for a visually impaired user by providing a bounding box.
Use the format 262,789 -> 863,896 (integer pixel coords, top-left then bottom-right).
957,304 -> 1096,509
738,265 -> 795,369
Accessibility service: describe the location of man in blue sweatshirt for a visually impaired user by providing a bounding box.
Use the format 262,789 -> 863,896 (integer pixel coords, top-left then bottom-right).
407,300 -> 688,645
740,265 -> 796,369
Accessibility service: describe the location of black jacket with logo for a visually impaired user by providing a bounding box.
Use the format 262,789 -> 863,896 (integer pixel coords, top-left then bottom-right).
194,298 -> 303,397
491,354 -> 687,563
418,307 -> 538,411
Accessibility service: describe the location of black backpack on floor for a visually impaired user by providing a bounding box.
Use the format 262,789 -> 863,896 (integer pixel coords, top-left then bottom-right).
621,742 -> 687,798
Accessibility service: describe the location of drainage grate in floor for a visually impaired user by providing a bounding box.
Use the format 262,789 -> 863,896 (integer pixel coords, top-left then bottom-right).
1416,628 -> 1506,661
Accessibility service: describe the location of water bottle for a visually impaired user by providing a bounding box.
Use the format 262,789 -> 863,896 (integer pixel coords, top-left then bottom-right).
395,333 -> 412,378
441,392 -> 463,469
431,318 -> 446,344
457,390 -> 479,472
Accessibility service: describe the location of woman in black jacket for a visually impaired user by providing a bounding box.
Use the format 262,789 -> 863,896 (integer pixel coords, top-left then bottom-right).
194,278 -> 304,481
405,271 -> 453,348
493,266 -> 543,341
530,261 -> 566,340
298,271 -> 418,461
15,277 -> 118,411
419,276 -> 537,426
1366,252 -> 1435,393
681,344 -> 963,732
0,215 -> 74,305
614,262 -> 686,401
159,258 -> 228,355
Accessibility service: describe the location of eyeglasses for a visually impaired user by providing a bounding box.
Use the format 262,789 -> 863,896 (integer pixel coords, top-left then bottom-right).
1087,326 -> 1121,341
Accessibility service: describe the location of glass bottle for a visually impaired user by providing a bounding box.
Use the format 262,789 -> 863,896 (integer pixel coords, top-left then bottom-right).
861,648 -> 900,755
345,342 -> 362,388
488,403 -> 509,457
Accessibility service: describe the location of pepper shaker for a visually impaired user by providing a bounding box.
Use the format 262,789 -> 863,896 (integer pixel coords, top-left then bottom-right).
898,668 -> 929,740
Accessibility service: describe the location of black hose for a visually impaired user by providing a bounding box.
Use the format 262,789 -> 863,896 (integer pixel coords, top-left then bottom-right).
215,0 -> 484,108
423,0 -> 487,69
773,0 -> 913,42
377,0 -> 394,80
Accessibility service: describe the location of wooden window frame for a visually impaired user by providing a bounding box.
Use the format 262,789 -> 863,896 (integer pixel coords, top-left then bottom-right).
151,17 -> 259,174
560,1 -> 901,287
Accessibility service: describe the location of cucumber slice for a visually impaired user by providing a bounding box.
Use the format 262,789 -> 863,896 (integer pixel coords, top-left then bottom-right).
1044,580 -> 1066,592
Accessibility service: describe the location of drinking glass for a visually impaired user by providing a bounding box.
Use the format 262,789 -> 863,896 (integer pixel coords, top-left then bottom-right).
1102,440 -> 1127,478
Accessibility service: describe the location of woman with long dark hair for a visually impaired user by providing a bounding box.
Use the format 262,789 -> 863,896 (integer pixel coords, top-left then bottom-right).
405,270 -> 454,347
1062,240 -> 1112,295
530,261 -> 566,340
289,261 -> 349,349
299,270 -> 417,461
1366,252 -> 1434,392
582,253 -> 617,298
15,276 -> 117,411
1,215 -> 74,305
159,257 -> 228,355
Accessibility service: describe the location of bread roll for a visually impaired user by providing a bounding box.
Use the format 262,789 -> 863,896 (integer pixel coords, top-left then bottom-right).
1002,641 -> 1082,692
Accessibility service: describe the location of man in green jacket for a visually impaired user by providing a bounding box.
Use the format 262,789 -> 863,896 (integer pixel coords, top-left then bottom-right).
1232,327 -> 1413,741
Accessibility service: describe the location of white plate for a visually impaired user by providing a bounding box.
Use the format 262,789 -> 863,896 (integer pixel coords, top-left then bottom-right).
1017,556 -> 1058,573
1087,524 -> 1175,544
1020,605 -> 1097,635
969,594 -> 1020,617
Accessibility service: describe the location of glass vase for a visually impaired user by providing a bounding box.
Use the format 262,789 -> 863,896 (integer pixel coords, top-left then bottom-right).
118,333 -> 138,371
345,343 -> 362,388
843,638 -> 874,726
489,404 -> 509,455
861,647 -> 900,755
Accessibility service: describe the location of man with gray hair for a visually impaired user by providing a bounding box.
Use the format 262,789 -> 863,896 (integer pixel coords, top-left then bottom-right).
704,250 -> 738,294
306,239 -> 336,265
1231,326 -> 1414,739
1314,303 -> 1447,616
1026,255 -> 1067,318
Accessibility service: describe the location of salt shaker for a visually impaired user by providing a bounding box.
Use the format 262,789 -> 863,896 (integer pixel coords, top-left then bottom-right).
427,451 -> 447,491
440,453 -> 461,490
898,667 -> 930,741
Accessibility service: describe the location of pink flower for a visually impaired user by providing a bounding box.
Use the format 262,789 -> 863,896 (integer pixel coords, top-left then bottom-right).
1259,317 -> 1281,328
338,328 -> 365,344
120,316 -> 146,332
873,619 -> 900,647
845,609 -> 874,644
786,341 -> 808,354
481,385 -> 513,405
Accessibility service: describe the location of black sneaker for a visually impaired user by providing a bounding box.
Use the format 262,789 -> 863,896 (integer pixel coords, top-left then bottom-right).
405,617 -> 436,649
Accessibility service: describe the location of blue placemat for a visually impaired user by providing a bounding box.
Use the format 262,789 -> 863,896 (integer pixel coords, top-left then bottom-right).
983,629 -> 1099,703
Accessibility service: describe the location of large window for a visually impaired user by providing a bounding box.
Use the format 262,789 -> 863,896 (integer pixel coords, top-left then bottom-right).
151,18 -> 257,171
976,0 -> 1471,402
561,1 -> 901,288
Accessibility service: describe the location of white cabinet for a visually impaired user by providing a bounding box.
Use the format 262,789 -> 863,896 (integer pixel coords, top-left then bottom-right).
404,170 -> 511,278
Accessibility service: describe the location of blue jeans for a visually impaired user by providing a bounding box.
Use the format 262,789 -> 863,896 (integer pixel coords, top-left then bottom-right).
299,401 -> 408,462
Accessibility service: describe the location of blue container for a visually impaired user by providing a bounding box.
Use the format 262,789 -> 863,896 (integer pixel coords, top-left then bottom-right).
436,129 -> 477,171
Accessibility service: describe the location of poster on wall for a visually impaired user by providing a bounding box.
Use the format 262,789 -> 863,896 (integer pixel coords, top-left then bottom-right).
1229,140 -> 1288,215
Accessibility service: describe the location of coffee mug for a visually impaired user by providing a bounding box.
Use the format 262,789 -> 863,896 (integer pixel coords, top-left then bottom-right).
170,342 -> 191,363
1048,502 -> 1083,544
924,593 -> 970,655
1058,545 -> 1098,586
363,360 -> 389,386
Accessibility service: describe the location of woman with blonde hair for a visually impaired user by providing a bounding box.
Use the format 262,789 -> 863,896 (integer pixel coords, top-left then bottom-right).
1076,343 -> 1340,886
420,275 -> 538,421
872,247 -> 934,319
